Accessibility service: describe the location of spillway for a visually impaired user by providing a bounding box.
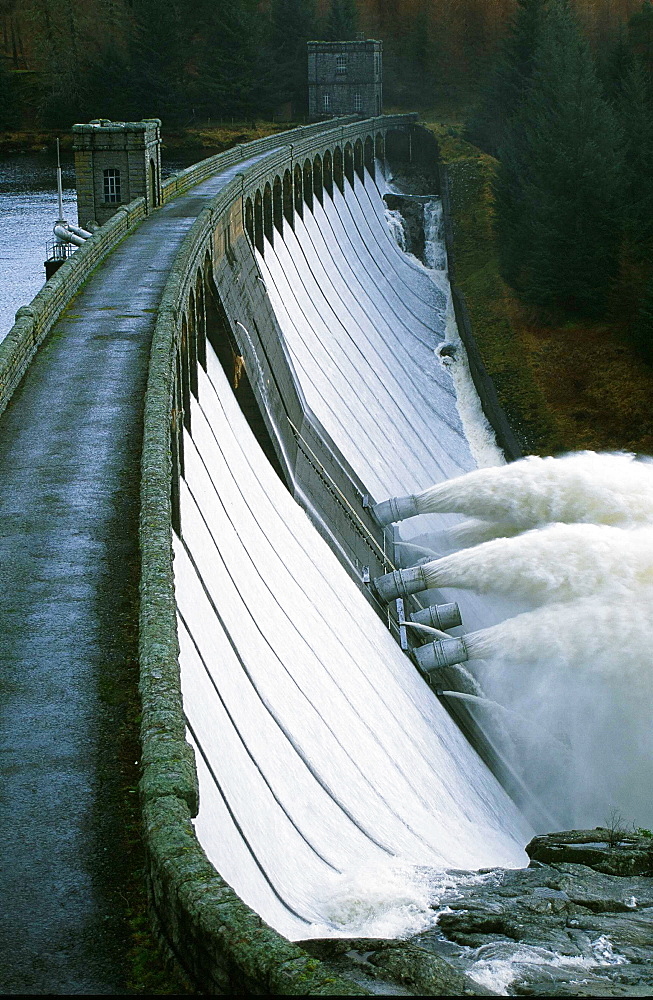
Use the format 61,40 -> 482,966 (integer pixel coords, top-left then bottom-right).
174,163 -> 534,941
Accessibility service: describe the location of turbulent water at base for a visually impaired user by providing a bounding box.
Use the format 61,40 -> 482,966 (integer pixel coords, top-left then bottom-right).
385,197 -> 653,834
410,452 -> 653,831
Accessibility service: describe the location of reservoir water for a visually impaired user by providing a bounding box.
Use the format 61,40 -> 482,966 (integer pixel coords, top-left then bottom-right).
0,152 -> 78,340
0,150 -> 192,340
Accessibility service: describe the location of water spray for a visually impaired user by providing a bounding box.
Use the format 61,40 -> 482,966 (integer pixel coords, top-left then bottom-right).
373,452 -> 653,530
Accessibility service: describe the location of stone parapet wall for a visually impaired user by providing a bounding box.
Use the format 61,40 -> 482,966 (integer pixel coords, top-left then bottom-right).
0,197 -> 147,420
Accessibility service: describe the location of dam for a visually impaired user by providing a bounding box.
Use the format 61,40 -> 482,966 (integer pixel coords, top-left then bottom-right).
1,115 -> 649,994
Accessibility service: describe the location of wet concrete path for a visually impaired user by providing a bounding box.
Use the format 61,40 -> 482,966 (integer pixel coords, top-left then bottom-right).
0,156 -> 265,994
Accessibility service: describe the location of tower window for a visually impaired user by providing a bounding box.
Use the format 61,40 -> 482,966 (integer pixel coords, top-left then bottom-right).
103,168 -> 121,203
354,93 -> 363,112
323,93 -> 331,111
336,55 -> 347,74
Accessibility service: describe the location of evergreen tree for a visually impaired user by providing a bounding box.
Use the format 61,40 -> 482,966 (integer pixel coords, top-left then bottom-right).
325,0 -> 358,41
265,0 -> 316,117
615,57 -> 653,251
495,0 -> 623,317
632,271 -> 653,363
467,0 -> 548,156
628,0 -> 653,77
0,59 -> 18,129
129,0 -> 194,121
187,0 -> 262,120
400,3 -> 439,108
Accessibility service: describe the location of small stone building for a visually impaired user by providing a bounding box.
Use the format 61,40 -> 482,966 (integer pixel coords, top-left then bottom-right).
308,39 -> 382,121
72,119 -> 162,228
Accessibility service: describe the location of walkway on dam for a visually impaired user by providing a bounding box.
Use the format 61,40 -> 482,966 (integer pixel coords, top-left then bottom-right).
0,153 -> 265,994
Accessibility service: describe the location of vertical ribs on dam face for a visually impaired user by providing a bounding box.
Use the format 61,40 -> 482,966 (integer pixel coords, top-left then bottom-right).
166,121 -> 532,941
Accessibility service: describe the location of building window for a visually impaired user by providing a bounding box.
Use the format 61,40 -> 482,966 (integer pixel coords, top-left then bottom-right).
336,55 -> 347,74
103,168 -> 121,204
354,93 -> 362,112
323,93 -> 331,112
375,53 -> 380,77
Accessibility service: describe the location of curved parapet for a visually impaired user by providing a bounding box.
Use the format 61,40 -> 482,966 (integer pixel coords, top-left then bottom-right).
138,117 -> 531,989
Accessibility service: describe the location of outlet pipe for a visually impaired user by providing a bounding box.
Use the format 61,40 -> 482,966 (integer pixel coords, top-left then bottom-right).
411,602 -> 461,631
414,637 -> 469,673
372,494 -> 419,526
372,565 -> 428,603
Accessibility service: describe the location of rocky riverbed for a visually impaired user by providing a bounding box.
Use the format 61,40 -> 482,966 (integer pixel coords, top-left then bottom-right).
303,830 -> 653,996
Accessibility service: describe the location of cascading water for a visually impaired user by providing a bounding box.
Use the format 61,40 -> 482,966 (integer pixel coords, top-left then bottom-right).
381,193 -> 653,834
378,454 -> 653,830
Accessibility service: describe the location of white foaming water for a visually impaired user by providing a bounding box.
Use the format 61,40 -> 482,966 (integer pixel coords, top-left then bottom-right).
384,207 -> 407,251
399,451 -> 653,826
420,522 -> 653,607
466,935 -> 626,995
414,451 -> 653,528
460,588 -> 653,825
420,197 -> 504,469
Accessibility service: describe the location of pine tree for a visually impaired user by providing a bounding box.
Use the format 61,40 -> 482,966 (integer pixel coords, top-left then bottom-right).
0,60 -> 17,129
325,0 -> 358,41
265,0 -> 316,117
615,57 -> 653,251
632,272 -> 653,363
129,0 -> 194,121
628,0 -> 653,77
495,0 -> 623,317
467,0 -> 548,156
187,0 -> 262,120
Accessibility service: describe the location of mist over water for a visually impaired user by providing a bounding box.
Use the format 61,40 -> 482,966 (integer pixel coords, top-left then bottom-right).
411,455 -> 653,829
384,195 -> 653,830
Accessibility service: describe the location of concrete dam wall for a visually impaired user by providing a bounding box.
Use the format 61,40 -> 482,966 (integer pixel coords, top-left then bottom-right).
141,116 -> 533,965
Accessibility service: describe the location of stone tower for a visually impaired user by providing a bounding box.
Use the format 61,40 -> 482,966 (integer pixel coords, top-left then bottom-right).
308,39 -> 382,121
72,119 -> 162,228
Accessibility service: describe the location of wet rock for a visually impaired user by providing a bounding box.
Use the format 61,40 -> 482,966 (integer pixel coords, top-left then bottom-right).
527,829 -> 653,877
410,845 -> 653,996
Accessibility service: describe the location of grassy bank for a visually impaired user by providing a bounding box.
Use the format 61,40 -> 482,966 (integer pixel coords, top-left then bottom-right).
428,122 -> 653,457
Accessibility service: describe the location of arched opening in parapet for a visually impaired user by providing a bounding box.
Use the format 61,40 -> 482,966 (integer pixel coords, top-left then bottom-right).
333,145 -> 344,194
303,159 -> 313,212
263,183 -> 274,247
245,197 -> 254,245
386,128 -> 411,169
375,131 -> 385,167
203,268 -> 289,488
188,288 -> 198,399
364,136 -> 375,179
294,164 -> 303,218
323,149 -> 333,199
272,176 -> 283,236
149,158 -> 159,208
171,345 -> 185,536
195,270 -> 206,372
354,139 -> 364,183
180,313 -> 192,432
313,155 -> 323,205
344,142 -> 355,188
254,189 -> 264,255
283,169 -> 293,228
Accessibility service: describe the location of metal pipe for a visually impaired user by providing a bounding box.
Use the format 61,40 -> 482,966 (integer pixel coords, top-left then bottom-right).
372,494 -> 419,525
66,222 -> 93,240
372,565 -> 428,603
414,637 -> 469,673
53,225 -> 85,247
411,602 -> 462,631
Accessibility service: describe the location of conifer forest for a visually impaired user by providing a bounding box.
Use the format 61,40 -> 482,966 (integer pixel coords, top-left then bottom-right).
2,0 -> 652,361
